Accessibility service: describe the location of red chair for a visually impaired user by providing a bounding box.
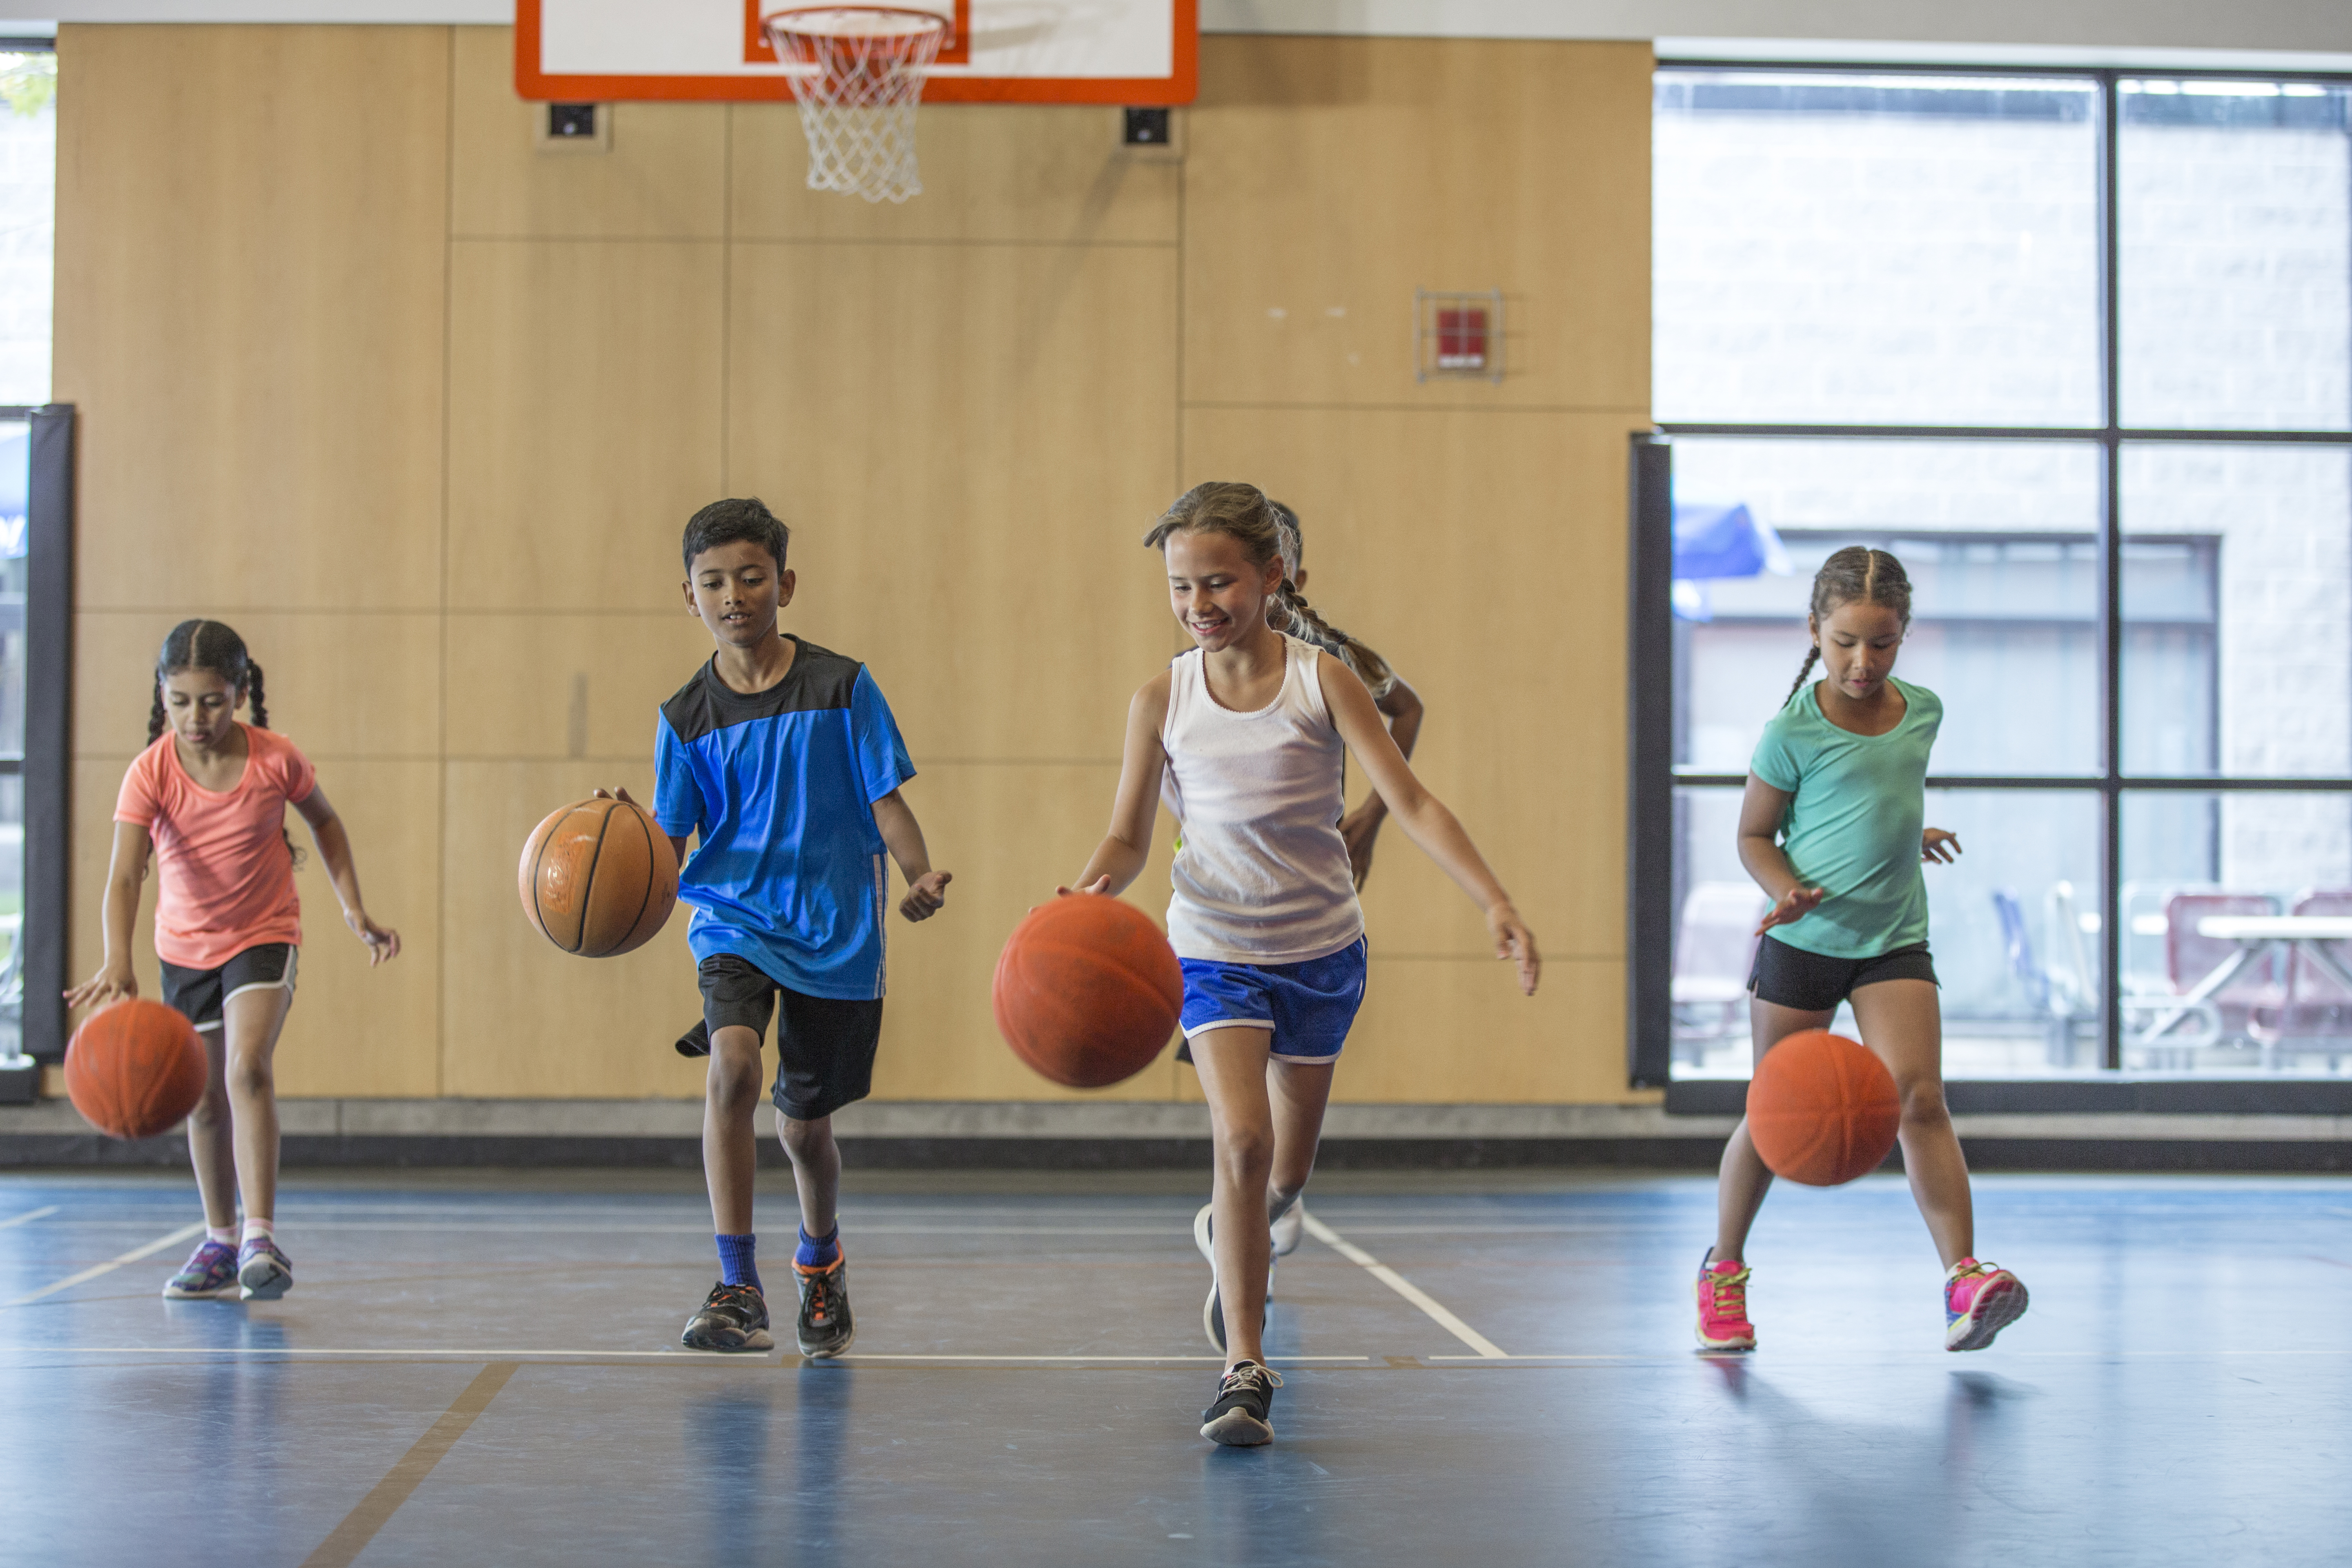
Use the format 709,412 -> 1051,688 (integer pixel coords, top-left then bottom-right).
2163,892 -> 2285,1039
2251,891 -> 2352,1068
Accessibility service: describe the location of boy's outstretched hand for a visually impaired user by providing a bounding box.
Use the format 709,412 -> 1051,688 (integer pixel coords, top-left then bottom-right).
901,870 -> 952,922
1488,904 -> 1541,995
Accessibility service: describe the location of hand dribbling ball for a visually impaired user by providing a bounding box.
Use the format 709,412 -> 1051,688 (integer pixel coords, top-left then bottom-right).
1746,1029 -> 1900,1187
993,896 -> 1184,1089
519,796 -> 680,958
65,998 -> 207,1141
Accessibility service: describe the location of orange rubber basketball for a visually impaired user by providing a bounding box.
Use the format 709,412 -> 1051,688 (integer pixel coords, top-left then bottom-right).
992,896 -> 1184,1089
1746,1029 -> 1900,1187
64,998 -> 207,1141
519,796 -> 680,958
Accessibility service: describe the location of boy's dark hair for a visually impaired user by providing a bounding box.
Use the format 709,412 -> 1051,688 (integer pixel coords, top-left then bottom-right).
683,497 -> 790,576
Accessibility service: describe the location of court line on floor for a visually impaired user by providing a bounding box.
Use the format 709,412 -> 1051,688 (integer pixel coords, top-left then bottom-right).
1301,1213 -> 1507,1358
0,1347 -> 1374,1365
0,1205 -> 58,1230
300,1361 -> 518,1568
3,1222 -> 203,1308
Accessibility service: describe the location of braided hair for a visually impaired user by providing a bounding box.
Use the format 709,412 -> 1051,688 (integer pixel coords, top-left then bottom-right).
1785,546 -> 1914,706
1144,483 -> 1397,696
149,619 -> 298,860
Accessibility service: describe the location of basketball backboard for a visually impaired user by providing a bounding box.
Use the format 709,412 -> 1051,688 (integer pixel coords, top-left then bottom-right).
516,0 -> 1197,105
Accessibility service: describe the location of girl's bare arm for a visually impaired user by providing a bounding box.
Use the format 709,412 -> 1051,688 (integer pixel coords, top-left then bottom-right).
1736,775 -> 1822,933
294,787 -> 401,963
1067,673 -> 1173,897
1317,658 -> 1539,994
63,821 -> 153,1006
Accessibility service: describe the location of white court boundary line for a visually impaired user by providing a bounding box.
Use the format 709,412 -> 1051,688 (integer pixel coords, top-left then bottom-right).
0,1347 -> 1374,1364
1302,1213 -> 1506,1359
0,1205 -> 59,1230
4,1222 -> 203,1308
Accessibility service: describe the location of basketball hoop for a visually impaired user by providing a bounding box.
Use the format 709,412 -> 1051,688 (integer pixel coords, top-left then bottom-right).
762,6 -> 949,204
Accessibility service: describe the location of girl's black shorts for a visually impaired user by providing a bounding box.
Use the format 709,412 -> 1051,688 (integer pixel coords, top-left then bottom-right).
1748,935 -> 1937,1014
695,953 -> 884,1122
159,942 -> 298,1032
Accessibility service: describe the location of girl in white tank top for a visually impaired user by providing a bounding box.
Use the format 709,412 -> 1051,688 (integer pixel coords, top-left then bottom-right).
1063,481 -> 1540,1450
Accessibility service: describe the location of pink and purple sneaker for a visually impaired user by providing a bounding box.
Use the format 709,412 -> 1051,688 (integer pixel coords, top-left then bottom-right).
1695,1252 -> 1756,1352
1944,1258 -> 2027,1351
162,1239 -> 240,1300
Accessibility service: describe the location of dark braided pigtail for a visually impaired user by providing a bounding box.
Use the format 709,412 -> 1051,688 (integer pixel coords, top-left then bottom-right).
147,681 -> 168,743
1787,546 -> 1914,706
1276,581 -> 1397,698
244,661 -> 270,729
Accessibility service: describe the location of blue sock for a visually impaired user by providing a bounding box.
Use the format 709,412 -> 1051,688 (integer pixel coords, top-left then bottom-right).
716,1233 -> 760,1292
796,1226 -> 840,1269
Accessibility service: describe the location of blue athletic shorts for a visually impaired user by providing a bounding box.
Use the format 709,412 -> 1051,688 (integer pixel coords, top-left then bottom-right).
1178,938 -> 1368,1061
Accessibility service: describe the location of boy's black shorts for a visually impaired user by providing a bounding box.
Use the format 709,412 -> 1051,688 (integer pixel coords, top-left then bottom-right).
1749,936 -> 1938,1014
695,954 -> 883,1122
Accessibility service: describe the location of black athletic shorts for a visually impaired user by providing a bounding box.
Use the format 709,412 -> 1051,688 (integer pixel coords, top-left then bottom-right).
693,953 -> 884,1122
1748,935 -> 1937,1014
159,942 -> 298,1033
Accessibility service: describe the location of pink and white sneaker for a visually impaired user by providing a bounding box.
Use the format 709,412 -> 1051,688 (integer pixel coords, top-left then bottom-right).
1695,1252 -> 1756,1352
1944,1258 -> 2028,1351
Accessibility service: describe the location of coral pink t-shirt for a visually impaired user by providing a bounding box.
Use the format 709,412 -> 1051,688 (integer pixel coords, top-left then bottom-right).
114,725 -> 317,970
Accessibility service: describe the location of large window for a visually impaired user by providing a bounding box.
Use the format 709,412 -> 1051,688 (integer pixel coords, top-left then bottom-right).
0,42 -> 50,1066
1646,66 -> 2352,1086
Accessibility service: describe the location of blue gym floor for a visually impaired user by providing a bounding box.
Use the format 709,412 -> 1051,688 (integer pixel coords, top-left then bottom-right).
2,1167 -> 2348,1566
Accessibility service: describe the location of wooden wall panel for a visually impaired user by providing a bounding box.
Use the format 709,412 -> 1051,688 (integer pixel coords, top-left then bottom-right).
1180,407 -> 1636,965
867,767 -> 1183,1102
732,102 -> 1179,245
726,241 -> 1178,762
447,238 -> 726,612
450,27 -> 726,240
444,613 -> 720,761
74,611 -> 442,762
1183,35 -> 1651,412
1341,956 -> 1623,1103
440,759 -> 707,1099
53,24 -> 450,612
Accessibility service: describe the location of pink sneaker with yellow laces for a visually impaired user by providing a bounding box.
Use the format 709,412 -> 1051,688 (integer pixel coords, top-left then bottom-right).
1944,1258 -> 2028,1351
1695,1252 -> 1755,1352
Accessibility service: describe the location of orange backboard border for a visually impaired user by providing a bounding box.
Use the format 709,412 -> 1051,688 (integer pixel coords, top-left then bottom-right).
516,0 -> 1197,105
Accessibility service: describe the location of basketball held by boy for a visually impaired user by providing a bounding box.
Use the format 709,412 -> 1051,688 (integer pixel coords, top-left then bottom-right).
602,497 -> 950,1359
1697,547 -> 2027,1356
1061,481 -> 1537,1447
65,621 -> 401,1303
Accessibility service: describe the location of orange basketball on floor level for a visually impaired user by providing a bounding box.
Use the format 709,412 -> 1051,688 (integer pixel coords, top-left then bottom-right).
519,796 -> 680,958
65,998 -> 207,1141
1746,1029 -> 1900,1187
993,896 -> 1184,1089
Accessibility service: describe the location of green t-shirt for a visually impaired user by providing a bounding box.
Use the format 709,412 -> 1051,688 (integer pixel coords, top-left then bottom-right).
1748,677 -> 1941,960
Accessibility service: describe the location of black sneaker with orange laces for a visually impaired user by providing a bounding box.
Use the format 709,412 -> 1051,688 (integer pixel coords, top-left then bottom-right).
682,1281 -> 774,1352
794,1251 -> 855,1358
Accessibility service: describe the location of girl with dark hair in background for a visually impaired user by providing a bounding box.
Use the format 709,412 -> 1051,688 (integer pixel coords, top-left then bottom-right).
66,620 -> 400,1302
1696,548 -> 2027,1355
1265,501 -> 1426,891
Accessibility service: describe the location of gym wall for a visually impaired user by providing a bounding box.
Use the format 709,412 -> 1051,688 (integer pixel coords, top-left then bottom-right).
55,25 -> 1651,1110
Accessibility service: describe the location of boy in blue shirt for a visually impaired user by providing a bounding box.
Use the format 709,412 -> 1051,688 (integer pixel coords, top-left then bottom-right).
614,497 -> 950,1358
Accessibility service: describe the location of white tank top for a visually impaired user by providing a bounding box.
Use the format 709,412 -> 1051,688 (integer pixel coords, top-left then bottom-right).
1159,633 -> 1365,964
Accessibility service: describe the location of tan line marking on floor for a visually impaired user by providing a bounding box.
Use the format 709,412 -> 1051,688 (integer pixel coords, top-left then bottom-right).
1301,1213 -> 1508,1358
4,1222 -> 203,1307
0,1205 -> 58,1230
301,1362 -> 519,1568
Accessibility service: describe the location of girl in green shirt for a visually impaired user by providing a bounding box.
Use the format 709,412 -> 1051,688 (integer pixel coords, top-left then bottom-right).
1695,546 -> 2029,1356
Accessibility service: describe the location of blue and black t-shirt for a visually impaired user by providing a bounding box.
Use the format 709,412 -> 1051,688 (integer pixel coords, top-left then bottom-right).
653,637 -> 915,1000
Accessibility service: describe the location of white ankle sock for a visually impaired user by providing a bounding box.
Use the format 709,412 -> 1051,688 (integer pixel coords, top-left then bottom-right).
241,1218 -> 275,1247
205,1225 -> 237,1247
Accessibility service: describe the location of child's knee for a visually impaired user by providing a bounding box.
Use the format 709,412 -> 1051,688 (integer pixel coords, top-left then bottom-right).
777,1112 -> 833,1159
1899,1079 -> 1952,1130
705,1034 -> 764,1107
189,1081 -> 232,1126
225,1051 -> 273,1100
1215,1121 -> 1276,1177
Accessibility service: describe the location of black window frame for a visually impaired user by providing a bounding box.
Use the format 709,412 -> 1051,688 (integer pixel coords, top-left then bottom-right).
1631,60 -> 2352,1113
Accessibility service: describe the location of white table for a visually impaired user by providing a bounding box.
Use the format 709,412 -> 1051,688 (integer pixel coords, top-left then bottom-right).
2138,915 -> 2352,1041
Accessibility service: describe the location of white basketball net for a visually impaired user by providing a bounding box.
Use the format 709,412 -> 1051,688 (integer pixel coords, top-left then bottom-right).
764,7 -> 949,204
